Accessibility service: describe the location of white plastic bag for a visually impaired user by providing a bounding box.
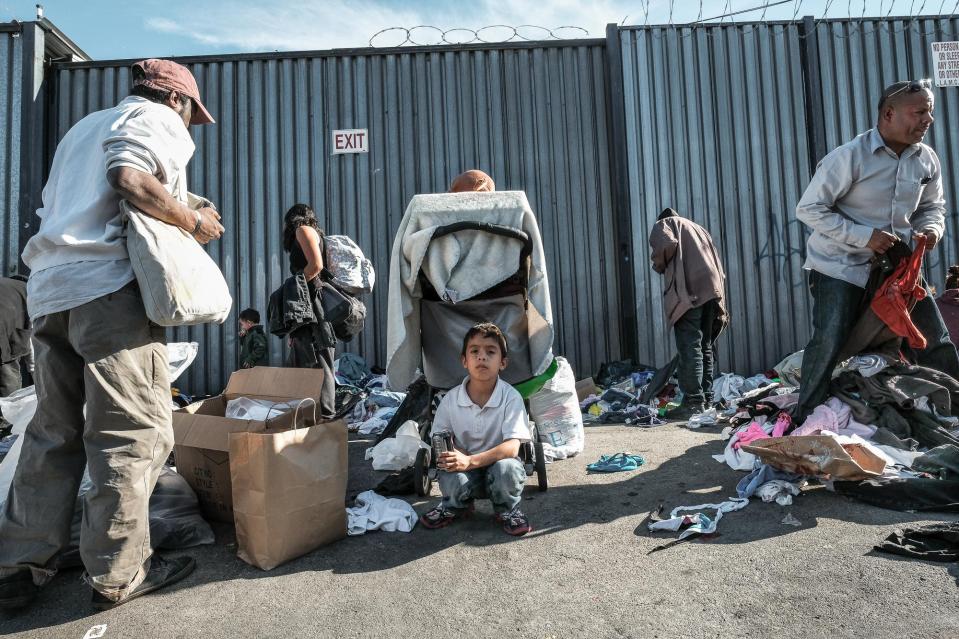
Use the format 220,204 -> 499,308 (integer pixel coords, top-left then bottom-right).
0,387 -> 38,507
225,397 -> 307,421
364,420 -> 428,471
123,194 -> 233,327
325,235 -> 375,295
529,357 -> 584,460
167,342 -> 199,383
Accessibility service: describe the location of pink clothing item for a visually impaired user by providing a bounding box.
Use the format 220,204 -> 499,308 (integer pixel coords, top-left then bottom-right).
771,412 -> 792,438
793,397 -> 877,439
732,422 -> 770,450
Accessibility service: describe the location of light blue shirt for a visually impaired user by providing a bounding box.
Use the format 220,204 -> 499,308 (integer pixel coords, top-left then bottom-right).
796,128 -> 945,287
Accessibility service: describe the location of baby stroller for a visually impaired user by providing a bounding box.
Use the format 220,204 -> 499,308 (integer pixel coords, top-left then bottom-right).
384,191 -> 557,496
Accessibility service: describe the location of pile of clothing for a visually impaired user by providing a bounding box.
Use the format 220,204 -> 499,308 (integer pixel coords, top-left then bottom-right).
334,353 -> 406,436
580,358 -> 784,427
711,351 -> 959,513
579,359 -> 662,425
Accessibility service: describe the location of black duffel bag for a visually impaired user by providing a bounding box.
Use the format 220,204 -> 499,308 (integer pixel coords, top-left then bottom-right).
318,276 -> 366,342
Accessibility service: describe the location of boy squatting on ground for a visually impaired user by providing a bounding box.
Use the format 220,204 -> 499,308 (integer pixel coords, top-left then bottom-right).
419,323 -> 532,536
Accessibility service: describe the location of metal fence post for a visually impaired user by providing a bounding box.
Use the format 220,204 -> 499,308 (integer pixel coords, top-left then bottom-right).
799,15 -> 827,168
604,22 -> 639,365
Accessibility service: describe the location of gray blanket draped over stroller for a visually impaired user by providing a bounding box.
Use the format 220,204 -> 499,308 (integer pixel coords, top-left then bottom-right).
386,191 -> 554,390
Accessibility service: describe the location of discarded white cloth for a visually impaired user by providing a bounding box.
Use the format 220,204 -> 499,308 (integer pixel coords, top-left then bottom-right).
346,490 -> 417,535
356,406 -> 397,435
649,498 -> 749,540
712,373 -> 745,403
385,191 -> 554,390
755,480 -> 801,506
775,350 -> 891,387
742,375 -> 772,393
365,420 -> 429,471
687,407 -> 720,429
648,516 -> 689,532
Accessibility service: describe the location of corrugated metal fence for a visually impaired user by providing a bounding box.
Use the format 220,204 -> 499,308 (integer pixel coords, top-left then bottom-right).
7,15 -> 959,394
50,42 -> 623,394
813,16 -> 959,287
619,21 -> 812,374
619,16 -> 959,376
0,29 -> 23,277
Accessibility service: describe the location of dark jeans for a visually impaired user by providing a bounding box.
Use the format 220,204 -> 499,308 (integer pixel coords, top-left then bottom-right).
287,325 -> 335,418
795,270 -> 959,421
673,300 -> 720,406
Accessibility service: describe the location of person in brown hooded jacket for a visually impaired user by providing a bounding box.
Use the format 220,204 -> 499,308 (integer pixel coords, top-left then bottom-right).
648,208 -> 728,420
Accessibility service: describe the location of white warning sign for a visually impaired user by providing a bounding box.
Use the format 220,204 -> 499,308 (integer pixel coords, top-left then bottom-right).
931,41 -> 959,86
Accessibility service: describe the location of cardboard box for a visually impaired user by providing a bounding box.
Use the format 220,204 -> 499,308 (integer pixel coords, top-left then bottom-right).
575,377 -> 597,402
172,367 -> 327,522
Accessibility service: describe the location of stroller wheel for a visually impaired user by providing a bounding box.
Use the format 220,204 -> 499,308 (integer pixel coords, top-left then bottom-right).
414,448 -> 432,497
534,442 -> 548,492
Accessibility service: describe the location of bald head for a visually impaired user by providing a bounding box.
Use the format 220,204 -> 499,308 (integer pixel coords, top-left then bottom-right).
449,170 -> 495,193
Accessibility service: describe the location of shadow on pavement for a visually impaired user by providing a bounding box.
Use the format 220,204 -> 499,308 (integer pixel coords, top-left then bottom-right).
4,426 -> 956,633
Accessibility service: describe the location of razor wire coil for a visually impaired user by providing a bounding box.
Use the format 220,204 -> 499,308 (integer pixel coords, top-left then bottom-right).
368,25 -> 591,48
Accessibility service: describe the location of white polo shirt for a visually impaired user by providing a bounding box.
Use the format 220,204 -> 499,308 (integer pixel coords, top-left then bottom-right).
430,376 -> 530,456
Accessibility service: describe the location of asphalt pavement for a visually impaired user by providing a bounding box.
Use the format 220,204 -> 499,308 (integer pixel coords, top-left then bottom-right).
3,422 -> 958,639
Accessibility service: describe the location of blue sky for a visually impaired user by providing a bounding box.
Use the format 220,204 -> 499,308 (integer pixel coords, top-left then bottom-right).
2,0 -> 954,60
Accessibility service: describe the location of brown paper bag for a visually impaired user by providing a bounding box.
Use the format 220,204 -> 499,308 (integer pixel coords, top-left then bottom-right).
229,399 -> 348,570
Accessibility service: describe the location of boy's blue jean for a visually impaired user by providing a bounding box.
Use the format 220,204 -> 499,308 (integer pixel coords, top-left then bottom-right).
438,458 -> 526,513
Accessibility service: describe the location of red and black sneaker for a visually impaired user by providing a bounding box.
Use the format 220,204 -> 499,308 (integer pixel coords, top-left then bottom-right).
419,503 -> 473,529
497,507 -> 532,536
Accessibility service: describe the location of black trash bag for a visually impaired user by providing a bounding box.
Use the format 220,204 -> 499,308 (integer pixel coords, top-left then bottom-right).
375,376 -> 432,444
375,467 -> 416,496
70,466 -> 215,551
595,359 -> 636,387
637,356 -> 680,405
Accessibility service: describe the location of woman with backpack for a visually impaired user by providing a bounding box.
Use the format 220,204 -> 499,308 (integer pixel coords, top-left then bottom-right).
282,203 -> 336,417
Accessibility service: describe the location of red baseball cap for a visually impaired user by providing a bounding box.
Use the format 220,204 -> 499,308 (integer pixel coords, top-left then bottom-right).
131,58 -> 215,125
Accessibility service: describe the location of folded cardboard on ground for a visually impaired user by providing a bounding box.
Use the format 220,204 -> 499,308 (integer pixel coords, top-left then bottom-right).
172,366 -> 325,522
742,435 -> 886,481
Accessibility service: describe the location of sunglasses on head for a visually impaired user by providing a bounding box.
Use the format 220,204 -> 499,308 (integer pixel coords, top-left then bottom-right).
886,78 -> 932,100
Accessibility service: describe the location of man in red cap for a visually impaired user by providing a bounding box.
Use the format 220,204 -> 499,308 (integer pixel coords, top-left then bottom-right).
0,59 -> 222,610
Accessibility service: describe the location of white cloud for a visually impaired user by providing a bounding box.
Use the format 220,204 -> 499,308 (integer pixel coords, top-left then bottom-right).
142,0 -> 682,52
143,0 -> 917,53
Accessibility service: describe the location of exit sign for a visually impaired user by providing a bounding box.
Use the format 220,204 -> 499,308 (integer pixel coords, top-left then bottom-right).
331,129 -> 368,154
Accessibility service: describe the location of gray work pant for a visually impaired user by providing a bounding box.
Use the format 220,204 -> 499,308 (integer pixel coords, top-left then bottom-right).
438,458 -> 526,514
0,283 -> 172,601
0,359 -> 21,397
